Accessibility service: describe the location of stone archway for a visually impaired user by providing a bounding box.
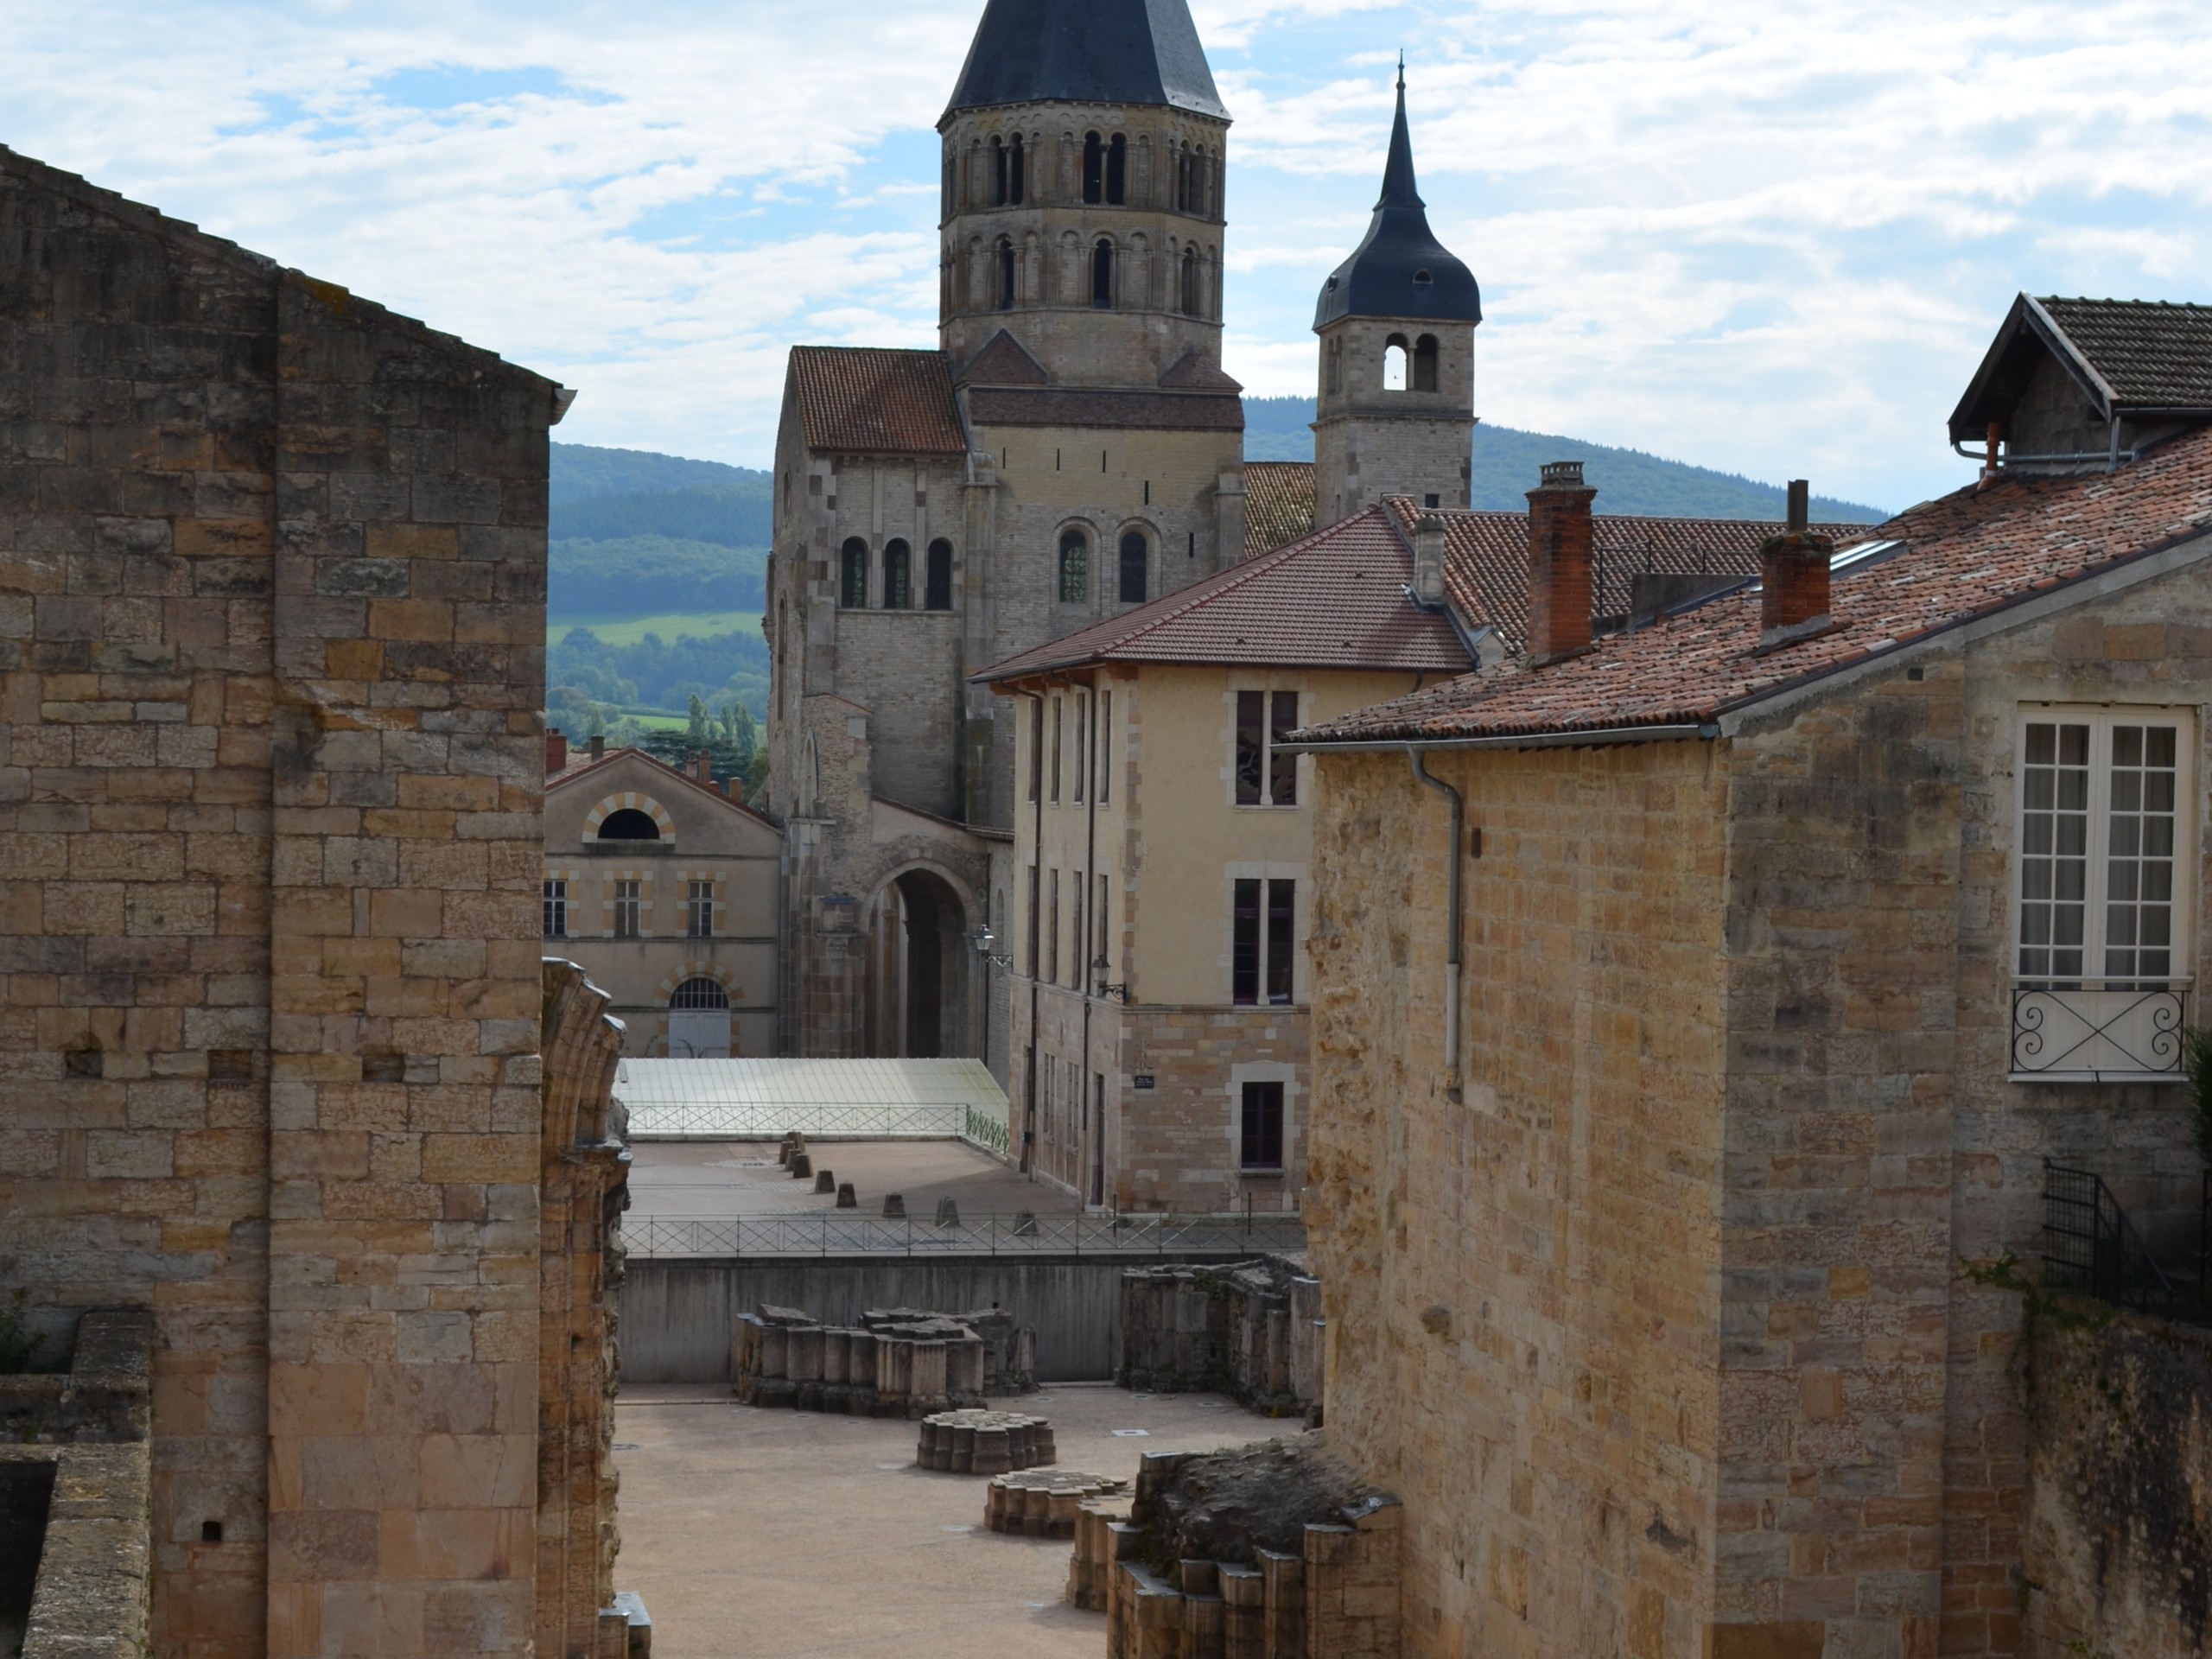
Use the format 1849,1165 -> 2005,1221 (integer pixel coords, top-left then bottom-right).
864,867 -> 972,1059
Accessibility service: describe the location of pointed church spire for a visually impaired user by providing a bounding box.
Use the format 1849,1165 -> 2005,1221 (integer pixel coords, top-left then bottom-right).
1378,54 -> 1422,209
1313,63 -> 1479,328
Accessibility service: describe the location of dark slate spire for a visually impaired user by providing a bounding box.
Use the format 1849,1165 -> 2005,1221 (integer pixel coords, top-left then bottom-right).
944,0 -> 1229,123
1313,66 -> 1481,329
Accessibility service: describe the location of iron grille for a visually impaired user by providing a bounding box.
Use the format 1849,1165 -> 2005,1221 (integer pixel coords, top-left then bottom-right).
2041,1160 -> 2176,1315
623,1211 -> 1309,1261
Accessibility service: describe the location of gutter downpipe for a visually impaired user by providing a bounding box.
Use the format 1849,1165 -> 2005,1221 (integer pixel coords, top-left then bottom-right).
1408,747 -> 1464,1084
1081,675 -> 1100,1211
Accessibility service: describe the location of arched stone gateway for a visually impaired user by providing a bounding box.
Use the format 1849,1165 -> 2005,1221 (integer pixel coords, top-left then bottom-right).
865,865 -> 974,1059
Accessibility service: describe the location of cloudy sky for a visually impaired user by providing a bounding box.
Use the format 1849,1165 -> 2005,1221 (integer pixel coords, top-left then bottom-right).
7,0 -> 2209,512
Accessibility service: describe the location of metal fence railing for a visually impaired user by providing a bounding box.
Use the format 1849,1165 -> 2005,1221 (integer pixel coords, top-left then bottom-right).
2042,1160 -> 2177,1316
623,1210 -> 1308,1261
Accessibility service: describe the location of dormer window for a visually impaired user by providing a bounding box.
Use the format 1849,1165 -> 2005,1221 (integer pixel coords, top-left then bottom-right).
1414,269 -> 1433,284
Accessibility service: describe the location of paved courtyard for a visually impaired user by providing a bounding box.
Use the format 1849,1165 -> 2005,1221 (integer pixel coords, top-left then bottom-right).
627,1138 -> 1084,1224
613,1381 -> 1296,1658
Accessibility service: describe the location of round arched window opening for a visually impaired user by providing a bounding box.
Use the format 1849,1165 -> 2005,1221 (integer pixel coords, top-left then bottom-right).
597,809 -> 661,842
1413,269 -> 1434,284
670,976 -> 730,1011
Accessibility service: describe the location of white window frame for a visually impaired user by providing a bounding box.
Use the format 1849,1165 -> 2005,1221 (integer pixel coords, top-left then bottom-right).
613,878 -> 644,940
1229,687 -> 1302,809
543,878 -> 569,939
2010,704 -> 2196,1082
683,877 -> 715,940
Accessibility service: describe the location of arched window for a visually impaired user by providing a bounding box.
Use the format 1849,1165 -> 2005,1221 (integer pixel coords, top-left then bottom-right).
883,539 -> 912,609
1414,334 -> 1440,393
1180,246 -> 1200,315
1326,336 -> 1343,395
996,238 -> 1015,310
1383,334 -> 1409,392
1058,530 -> 1089,604
1009,135 -> 1026,205
1106,133 -> 1127,205
991,137 -> 1007,207
1083,131 -> 1103,204
1174,147 -> 1190,213
597,808 -> 660,842
670,976 -> 730,1011
925,539 -> 955,610
1118,531 -> 1148,605
841,536 -> 868,607
1091,238 -> 1114,309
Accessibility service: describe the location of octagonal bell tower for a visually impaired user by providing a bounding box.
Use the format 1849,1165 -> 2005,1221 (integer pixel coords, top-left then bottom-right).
1313,68 -> 1482,528
938,0 -> 1234,388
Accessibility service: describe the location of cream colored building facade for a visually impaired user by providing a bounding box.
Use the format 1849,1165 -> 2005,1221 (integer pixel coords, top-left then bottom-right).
543,743 -> 782,1057
977,511 -> 1468,1208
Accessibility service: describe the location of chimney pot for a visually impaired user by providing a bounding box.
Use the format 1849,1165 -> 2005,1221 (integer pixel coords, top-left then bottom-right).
1525,461 -> 1599,664
1413,513 -> 1448,607
589,734 -> 605,760
1759,480 -> 1834,650
546,729 -> 568,774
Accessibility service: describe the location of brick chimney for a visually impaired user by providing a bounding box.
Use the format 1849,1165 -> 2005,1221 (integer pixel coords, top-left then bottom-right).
546,729 -> 568,774
693,752 -> 711,786
589,734 -> 605,760
1525,461 -> 1598,664
1412,513 -> 1448,607
1758,480 -> 1835,652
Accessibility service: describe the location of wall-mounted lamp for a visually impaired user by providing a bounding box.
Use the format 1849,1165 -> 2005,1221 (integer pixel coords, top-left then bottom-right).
1092,957 -> 1130,1004
973,925 -> 1012,969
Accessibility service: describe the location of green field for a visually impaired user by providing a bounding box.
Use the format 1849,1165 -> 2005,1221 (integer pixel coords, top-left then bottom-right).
548,610 -> 763,647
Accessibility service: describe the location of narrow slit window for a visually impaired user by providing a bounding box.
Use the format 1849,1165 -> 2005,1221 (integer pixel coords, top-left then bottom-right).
1232,878 -> 1262,1005
840,537 -> 868,608
1106,133 -> 1127,205
1091,239 -> 1115,309
996,239 -> 1015,310
1072,691 -> 1088,804
882,538 -> 912,610
1050,696 -> 1063,804
1027,698 -> 1042,803
1009,135 -> 1026,204
1048,870 -> 1061,988
1235,691 -> 1265,805
1083,132 -> 1103,204
1098,691 -> 1112,804
1269,693 -> 1299,806
1181,247 -> 1200,316
1119,531 -> 1147,604
992,137 -> 1007,206
925,538 -> 954,610
1266,879 -> 1295,1005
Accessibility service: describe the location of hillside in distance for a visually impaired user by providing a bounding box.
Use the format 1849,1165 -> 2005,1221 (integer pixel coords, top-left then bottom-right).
1242,397 -> 1889,523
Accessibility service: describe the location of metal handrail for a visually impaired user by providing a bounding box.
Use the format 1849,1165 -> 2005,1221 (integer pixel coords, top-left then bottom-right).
2042,1160 -> 2177,1315
621,1209 -> 1308,1261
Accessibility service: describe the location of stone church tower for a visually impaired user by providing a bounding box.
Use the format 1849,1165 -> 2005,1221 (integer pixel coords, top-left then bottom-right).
1313,70 -> 1483,528
766,0 -> 1249,1067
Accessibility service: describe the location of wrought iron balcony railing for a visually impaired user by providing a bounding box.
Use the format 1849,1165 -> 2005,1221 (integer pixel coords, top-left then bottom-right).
2010,980 -> 2190,1083
2041,1160 -> 2177,1316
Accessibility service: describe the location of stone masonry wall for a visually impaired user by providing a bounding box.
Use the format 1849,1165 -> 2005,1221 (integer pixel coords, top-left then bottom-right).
1305,741 -> 1732,1659
0,148 -> 567,1657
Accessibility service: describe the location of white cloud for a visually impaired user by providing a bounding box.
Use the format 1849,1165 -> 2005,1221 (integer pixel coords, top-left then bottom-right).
2,0 -> 2208,509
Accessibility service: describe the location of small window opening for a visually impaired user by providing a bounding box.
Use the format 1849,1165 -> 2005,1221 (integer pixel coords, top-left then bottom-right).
1119,531 -> 1147,605
1091,238 -> 1114,309
1083,132 -> 1103,204
597,809 -> 660,842
840,536 -> 868,608
1414,334 -> 1439,392
1241,1081 -> 1285,1171
1009,135 -> 1026,205
1181,246 -> 1200,315
202,1521 -> 225,1546
883,538 -> 912,610
1414,268 -> 1433,284
1058,530 -> 1089,604
671,976 -> 730,1011
925,539 -> 954,610
1383,335 -> 1409,391
996,239 -> 1015,310
1106,133 -> 1127,205
991,137 -> 1008,207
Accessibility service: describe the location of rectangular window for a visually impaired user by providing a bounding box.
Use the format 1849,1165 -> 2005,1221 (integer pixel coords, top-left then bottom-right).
1027,699 -> 1042,804
1073,874 -> 1088,989
1232,878 -> 1261,1004
1241,1082 -> 1285,1171
543,879 -> 568,938
1235,690 -> 1300,806
1027,863 -> 1040,978
1267,880 -> 1296,1005
2017,712 -> 2190,985
1051,697 -> 1063,804
1099,691 -> 1113,804
1269,693 -> 1300,806
613,879 -> 642,940
1073,691 -> 1088,803
685,879 -> 715,940
1048,870 -> 1060,988
1096,874 -> 1109,987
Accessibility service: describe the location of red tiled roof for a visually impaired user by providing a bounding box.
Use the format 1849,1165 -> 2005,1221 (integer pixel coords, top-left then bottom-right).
788,346 -> 965,454
1300,427 -> 2212,744
544,745 -> 782,829
971,505 -> 1470,682
1389,498 -> 1870,650
1245,461 -> 1317,558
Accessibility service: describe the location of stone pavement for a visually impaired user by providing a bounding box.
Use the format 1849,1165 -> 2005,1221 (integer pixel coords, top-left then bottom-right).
613,1382 -> 1293,1657
628,1139 -> 1086,1223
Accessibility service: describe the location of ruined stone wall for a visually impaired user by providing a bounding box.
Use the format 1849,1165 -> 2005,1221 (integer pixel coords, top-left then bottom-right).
2022,1309 -> 2212,1659
0,147 -> 571,1657
1305,741 -> 1731,1659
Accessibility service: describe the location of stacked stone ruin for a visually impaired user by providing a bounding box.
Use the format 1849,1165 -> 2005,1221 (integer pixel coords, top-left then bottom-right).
1117,1258 -> 1324,1419
732,1304 -> 1035,1417
914,1408 -> 1055,1474
984,1471 -> 1127,1538
1066,1448 -> 1402,1658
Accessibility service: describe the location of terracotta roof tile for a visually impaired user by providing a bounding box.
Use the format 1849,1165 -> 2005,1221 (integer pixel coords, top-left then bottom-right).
973,505 -> 1469,682
2040,298 -> 2212,410
788,346 -> 965,454
1389,498 -> 1870,651
1245,461 -> 1317,557
1300,426 -> 2212,745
